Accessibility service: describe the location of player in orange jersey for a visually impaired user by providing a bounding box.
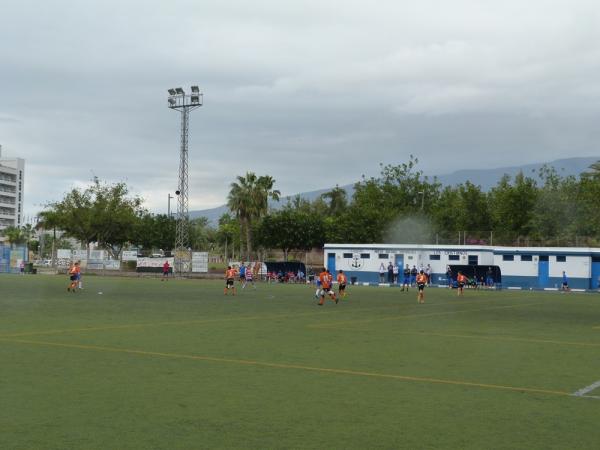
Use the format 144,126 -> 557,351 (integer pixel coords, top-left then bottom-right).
456,271 -> 468,296
337,270 -> 348,299
67,261 -> 80,292
416,270 -> 427,303
317,267 -> 337,305
224,266 -> 237,296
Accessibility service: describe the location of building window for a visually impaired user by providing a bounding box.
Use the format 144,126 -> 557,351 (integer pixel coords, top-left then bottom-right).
521,254 -> 533,261
378,254 -> 389,259
503,255 -> 514,261
360,253 -> 370,259
429,254 -> 441,260
343,253 -> 353,258
19,170 -> 22,180
448,255 -> 459,261
556,255 -> 566,262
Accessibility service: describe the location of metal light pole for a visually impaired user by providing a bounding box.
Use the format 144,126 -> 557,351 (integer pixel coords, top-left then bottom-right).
167,193 -> 174,219
167,86 -> 203,276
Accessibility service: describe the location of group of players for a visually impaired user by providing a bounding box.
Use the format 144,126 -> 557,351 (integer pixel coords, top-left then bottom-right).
223,264 -> 256,295
221,264 -> 461,304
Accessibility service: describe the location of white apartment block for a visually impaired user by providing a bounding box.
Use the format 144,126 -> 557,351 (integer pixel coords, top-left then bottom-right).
0,145 -> 25,231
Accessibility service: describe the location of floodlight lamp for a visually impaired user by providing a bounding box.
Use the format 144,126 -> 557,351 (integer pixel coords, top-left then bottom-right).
175,87 -> 184,94
191,94 -> 199,103
191,85 -> 199,93
175,190 -> 181,195
168,98 -> 176,105
168,88 -> 177,95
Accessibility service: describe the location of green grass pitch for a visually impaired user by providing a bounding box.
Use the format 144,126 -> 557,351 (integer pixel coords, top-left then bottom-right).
2,275 -> 600,449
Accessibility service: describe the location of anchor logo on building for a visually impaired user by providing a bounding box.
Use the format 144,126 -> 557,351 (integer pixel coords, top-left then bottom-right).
350,253 -> 362,269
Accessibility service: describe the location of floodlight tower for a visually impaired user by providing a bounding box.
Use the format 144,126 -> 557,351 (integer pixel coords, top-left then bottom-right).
167,85 -> 203,275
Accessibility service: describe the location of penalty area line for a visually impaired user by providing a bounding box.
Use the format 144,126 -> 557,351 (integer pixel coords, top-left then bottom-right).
0,337 -> 573,400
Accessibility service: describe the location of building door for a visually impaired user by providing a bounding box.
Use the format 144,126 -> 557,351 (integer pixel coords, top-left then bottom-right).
468,255 -> 478,266
538,255 -> 549,288
395,254 -> 404,270
591,257 -> 600,289
327,253 -> 336,273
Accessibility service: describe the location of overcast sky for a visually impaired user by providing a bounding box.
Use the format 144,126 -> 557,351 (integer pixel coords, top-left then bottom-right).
1,0 -> 600,219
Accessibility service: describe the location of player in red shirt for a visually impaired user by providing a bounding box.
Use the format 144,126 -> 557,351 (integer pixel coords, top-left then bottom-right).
162,260 -> 170,281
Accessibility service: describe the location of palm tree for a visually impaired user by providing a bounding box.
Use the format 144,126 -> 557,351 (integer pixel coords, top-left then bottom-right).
1,226 -> 25,248
583,161 -> 600,180
321,185 -> 348,215
227,173 -> 280,260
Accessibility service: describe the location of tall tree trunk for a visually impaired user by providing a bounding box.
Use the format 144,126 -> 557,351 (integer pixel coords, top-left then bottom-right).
246,218 -> 253,261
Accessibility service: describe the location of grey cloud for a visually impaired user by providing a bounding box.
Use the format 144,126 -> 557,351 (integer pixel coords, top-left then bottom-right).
1,0 -> 599,218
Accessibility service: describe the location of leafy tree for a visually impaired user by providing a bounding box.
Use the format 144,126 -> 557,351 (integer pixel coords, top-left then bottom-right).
91,180 -> 143,258
257,209 -> 324,260
189,217 -> 216,251
488,172 -> 538,242
42,178 -> 144,258
131,213 -> 175,253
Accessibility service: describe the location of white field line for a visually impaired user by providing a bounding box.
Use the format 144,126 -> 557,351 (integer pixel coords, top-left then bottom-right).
572,380 -> 600,399
507,287 -> 522,290
544,288 -> 559,291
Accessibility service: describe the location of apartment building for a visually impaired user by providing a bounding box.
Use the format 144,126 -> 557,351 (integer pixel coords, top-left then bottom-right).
0,145 -> 25,231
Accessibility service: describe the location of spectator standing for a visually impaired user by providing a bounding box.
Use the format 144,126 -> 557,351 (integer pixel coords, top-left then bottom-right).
379,263 -> 386,283
446,266 -> 453,289
392,263 -> 399,284
402,265 -> 411,292
387,262 -> 394,283
561,271 -> 571,292
410,265 -> 418,287
486,267 -> 494,287
425,264 -> 432,285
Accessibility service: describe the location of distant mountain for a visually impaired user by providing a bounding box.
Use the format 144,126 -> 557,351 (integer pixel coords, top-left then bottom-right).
190,156 -> 598,226
434,157 -> 598,190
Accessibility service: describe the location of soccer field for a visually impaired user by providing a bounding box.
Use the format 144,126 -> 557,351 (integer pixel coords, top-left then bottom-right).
2,275 -> 600,449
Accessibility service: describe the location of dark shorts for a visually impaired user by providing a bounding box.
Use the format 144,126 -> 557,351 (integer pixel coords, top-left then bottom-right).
70,275 -> 77,281
163,270 -> 169,276
240,274 -> 246,280
417,283 -> 425,291
458,282 -> 465,288
562,282 -> 569,287
339,284 -> 346,291
403,277 -> 411,284
226,278 -> 234,288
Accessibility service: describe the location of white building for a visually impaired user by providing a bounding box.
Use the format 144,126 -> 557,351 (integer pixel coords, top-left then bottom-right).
0,145 -> 25,231
324,243 -> 600,290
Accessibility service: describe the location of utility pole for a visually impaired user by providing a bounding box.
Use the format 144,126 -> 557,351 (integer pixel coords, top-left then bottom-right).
167,86 -> 203,276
